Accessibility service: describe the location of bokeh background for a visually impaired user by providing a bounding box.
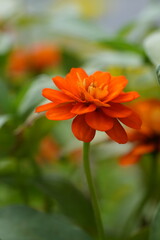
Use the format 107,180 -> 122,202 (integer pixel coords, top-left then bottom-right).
0,0 -> 160,239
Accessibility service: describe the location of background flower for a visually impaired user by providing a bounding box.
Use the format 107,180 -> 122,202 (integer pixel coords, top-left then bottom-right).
120,99 -> 160,165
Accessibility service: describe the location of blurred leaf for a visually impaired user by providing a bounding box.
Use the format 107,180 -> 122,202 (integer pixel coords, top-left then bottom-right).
149,205 -> 160,240
62,50 -> 83,73
0,33 -> 12,55
156,65 -> 160,85
124,2 -> 160,42
17,74 -> 54,115
84,51 -> 143,73
0,158 -> 16,175
127,228 -> 149,240
0,80 -> 11,113
0,114 -> 10,128
16,15 -> 45,27
98,38 -> 144,55
143,31 -> 160,66
50,15 -> 106,40
0,0 -> 19,19
0,126 -> 15,157
35,174 -> 97,234
0,205 -> 93,240
117,22 -> 136,38
137,2 -> 160,24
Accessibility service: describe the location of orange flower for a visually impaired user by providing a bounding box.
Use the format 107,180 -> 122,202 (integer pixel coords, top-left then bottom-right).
7,44 -> 61,78
7,49 -> 28,77
120,99 -> 160,165
36,68 -> 141,143
36,136 -> 60,164
28,43 -> 61,72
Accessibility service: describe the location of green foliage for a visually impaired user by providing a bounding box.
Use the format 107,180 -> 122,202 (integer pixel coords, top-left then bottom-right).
128,228 -> 149,240
35,174 -> 97,234
0,1 -> 160,239
0,205 -> 93,240
149,205 -> 160,240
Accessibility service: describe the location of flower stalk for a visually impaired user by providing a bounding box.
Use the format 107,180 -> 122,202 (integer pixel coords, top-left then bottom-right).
83,142 -> 105,240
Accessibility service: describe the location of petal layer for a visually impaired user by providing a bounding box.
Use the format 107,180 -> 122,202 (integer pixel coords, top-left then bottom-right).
85,110 -> 113,131
104,76 -> 128,102
35,102 -> 57,113
52,76 -> 67,90
46,103 -> 76,120
119,111 -> 142,129
102,103 -> 132,118
66,68 -> 88,96
112,91 -> 140,103
42,88 -> 74,103
106,119 -> 128,144
71,103 -> 96,115
90,71 -> 111,86
72,115 -> 95,142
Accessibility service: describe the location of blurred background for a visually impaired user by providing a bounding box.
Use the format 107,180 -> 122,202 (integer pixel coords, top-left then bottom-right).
0,0 -> 160,239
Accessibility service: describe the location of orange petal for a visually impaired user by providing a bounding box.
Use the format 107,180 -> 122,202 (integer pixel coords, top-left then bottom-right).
112,91 -> 140,103
52,76 -> 67,90
90,71 -> 111,86
72,115 -> 95,142
46,103 -> 76,120
119,153 -> 140,165
85,110 -> 114,131
62,89 -> 83,102
35,102 -> 57,113
127,131 -> 146,141
106,119 -> 128,144
104,76 -> 128,102
132,143 -> 155,155
71,103 -> 96,115
119,111 -> 142,129
42,88 -> 74,103
66,68 -> 88,96
102,103 -> 132,118
119,143 -> 155,165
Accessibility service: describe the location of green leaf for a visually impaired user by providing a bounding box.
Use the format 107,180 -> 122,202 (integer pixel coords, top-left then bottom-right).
149,205 -> 160,240
50,15 -> 106,41
0,205 -> 93,240
98,38 -> 144,55
61,50 -> 83,73
0,115 -> 10,128
35,175 -> 97,234
17,74 -> 54,115
0,80 -> 11,113
117,22 -> 136,38
127,228 -> 149,240
144,31 -> 160,66
84,51 -> 143,73
0,33 -> 12,54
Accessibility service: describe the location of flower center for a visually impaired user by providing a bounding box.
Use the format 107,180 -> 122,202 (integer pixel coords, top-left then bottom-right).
87,81 -> 108,100
76,73 -> 109,102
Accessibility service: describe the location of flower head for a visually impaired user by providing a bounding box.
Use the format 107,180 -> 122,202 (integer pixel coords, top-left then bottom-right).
36,136 -> 60,164
7,43 -> 61,78
28,43 -> 61,72
120,99 -> 160,165
7,49 -> 29,78
36,68 -> 141,143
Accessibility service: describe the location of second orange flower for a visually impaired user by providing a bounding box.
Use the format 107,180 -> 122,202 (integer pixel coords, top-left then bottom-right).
36,68 -> 141,143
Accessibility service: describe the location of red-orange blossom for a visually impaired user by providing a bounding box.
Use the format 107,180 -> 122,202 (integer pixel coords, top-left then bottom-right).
35,68 -> 141,143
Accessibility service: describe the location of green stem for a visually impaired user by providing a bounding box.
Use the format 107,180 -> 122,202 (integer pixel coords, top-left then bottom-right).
83,142 -> 105,240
